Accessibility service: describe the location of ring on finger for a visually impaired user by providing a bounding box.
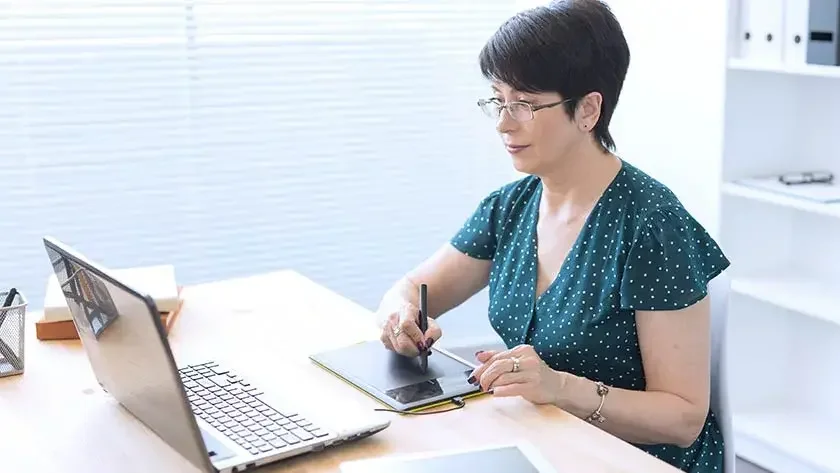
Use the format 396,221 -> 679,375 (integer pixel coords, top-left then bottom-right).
392,324 -> 402,337
511,356 -> 520,373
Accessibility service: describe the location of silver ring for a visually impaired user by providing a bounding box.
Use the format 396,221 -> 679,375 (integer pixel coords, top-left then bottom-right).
392,325 -> 402,337
511,356 -> 520,373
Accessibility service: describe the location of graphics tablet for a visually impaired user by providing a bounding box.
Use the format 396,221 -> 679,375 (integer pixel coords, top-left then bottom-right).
339,442 -> 557,473
309,340 -> 482,412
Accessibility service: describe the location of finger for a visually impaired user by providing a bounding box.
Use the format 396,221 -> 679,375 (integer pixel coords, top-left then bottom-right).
397,305 -> 425,351
380,330 -> 394,350
468,350 -> 509,384
384,313 -> 407,354
423,320 -> 442,350
490,383 -> 524,398
478,358 -> 518,392
475,350 -> 499,363
487,371 -> 531,390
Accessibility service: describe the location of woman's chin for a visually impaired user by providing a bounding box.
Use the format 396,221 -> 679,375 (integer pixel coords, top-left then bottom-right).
511,155 -> 537,175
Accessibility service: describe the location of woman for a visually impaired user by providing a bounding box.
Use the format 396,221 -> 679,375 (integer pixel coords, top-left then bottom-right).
375,1 -> 729,472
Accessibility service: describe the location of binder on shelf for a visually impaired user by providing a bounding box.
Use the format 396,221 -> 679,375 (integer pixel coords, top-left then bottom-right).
783,0 -> 810,64
806,0 -> 840,66
739,0 -> 785,63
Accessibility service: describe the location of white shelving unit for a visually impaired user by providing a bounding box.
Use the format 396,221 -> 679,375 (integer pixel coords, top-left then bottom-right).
722,2 -> 840,473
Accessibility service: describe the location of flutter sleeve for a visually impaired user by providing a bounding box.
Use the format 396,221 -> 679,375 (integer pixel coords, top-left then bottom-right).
619,205 -> 730,311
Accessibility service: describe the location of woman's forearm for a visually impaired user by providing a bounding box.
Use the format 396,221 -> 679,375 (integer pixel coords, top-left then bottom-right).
553,371 -> 708,448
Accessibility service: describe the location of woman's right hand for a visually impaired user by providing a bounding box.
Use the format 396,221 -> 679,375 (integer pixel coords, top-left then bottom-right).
379,301 -> 442,357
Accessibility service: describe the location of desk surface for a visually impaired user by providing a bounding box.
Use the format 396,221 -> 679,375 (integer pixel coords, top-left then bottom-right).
0,270 -> 680,473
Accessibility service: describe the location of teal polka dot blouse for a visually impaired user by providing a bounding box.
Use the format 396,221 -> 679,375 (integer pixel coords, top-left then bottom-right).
450,159 -> 730,473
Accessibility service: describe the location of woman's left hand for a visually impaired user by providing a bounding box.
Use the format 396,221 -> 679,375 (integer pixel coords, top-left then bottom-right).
468,344 -> 566,405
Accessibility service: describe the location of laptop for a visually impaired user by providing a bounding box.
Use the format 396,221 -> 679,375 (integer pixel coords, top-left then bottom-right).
42,236 -> 390,473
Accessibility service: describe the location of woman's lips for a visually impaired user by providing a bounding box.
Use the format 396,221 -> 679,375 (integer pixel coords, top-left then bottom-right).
505,144 -> 530,154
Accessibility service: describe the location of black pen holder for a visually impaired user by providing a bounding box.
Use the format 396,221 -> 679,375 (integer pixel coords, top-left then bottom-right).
0,290 -> 26,377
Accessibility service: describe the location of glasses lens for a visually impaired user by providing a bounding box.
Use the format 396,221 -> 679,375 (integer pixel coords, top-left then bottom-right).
478,99 -> 499,118
508,102 -> 533,121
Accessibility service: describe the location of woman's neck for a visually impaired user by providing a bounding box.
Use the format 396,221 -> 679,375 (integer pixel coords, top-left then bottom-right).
538,146 -> 621,220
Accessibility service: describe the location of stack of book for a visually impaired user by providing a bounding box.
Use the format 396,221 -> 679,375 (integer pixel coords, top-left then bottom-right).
35,264 -> 183,341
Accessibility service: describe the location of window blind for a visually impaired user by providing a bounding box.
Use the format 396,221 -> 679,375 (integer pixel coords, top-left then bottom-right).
0,1 -> 518,327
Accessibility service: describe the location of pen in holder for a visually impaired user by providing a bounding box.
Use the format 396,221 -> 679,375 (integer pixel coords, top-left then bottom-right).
0,289 -> 26,377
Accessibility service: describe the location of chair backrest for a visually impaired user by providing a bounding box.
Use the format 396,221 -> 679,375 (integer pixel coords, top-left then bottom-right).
707,272 -> 735,473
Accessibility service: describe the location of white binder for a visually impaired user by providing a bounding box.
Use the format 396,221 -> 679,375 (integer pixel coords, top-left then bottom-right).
739,0 -> 785,63
783,0 -> 810,64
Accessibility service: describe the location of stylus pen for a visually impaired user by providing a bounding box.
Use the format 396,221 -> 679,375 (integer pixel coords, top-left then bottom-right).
418,284 -> 428,374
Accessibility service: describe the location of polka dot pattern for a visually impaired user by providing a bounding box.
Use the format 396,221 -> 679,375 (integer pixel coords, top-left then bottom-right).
450,159 -> 730,473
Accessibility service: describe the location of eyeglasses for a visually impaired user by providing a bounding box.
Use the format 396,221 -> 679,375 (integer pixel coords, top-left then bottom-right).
777,171 -> 834,186
476,97 -> 574,122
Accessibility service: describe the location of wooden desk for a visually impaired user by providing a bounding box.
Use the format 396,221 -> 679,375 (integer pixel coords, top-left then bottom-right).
0,270 -> 680,473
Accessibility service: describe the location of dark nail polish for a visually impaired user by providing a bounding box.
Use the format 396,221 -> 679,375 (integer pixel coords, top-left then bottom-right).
475,350 -> 484,357
426,339 -> 434,349
467,376 -> 476,384
417,342 -> 425,352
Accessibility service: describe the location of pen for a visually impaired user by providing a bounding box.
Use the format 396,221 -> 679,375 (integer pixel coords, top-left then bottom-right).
2,288 -> 17,309
418,284 -> 428,374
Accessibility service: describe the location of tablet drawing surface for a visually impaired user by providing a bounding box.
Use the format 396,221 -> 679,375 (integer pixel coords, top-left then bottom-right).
310,340 -> 479,411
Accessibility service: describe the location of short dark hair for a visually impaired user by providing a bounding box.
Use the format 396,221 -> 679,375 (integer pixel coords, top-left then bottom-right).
478,0 -> 630,152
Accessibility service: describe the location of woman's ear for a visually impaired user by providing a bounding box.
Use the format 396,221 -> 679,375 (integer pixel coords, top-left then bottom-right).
576,91 -> 603,132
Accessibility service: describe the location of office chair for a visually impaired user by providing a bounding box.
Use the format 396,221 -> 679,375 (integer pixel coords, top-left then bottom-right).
708,272 -> 736,473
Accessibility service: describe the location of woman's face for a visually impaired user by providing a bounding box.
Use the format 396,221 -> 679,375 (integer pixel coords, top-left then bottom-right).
490,81 -> 587,175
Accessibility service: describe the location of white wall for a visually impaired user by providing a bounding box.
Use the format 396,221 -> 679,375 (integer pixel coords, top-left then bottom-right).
513,0 -> 731,237
607,0 -> 730,237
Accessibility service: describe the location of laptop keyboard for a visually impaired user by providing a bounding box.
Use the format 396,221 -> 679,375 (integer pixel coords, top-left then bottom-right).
178,361 -> 329,456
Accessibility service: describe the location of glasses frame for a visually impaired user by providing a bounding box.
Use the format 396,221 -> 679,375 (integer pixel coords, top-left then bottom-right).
476,97 -> 575,122
777,171 -> 834,186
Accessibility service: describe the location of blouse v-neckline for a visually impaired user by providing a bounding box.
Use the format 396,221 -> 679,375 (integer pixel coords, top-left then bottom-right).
528,160 -> 626,307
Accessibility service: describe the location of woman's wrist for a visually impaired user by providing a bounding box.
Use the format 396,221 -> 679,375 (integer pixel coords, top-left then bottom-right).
550,369 -> 573,409
552,371 -> 601,418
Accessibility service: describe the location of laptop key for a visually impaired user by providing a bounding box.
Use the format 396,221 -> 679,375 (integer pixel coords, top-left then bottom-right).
258,444 -> 273,453
309,429 -> 329,438
210,375 -> 231,387
269,438 -> 287,449
290,428 -> 313,441
279,434 -> 300,444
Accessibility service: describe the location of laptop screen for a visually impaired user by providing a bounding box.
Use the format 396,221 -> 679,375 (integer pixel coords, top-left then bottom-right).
44,238 -> 211,472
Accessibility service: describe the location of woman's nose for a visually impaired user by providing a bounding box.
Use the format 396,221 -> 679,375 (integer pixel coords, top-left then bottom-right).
495,108 -> 518,134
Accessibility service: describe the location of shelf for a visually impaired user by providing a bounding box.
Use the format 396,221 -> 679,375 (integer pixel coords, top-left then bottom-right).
722,182 -> 840,219
731,273 -> 840,327
734,406 -> 840,473
728,58 -> 840,79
